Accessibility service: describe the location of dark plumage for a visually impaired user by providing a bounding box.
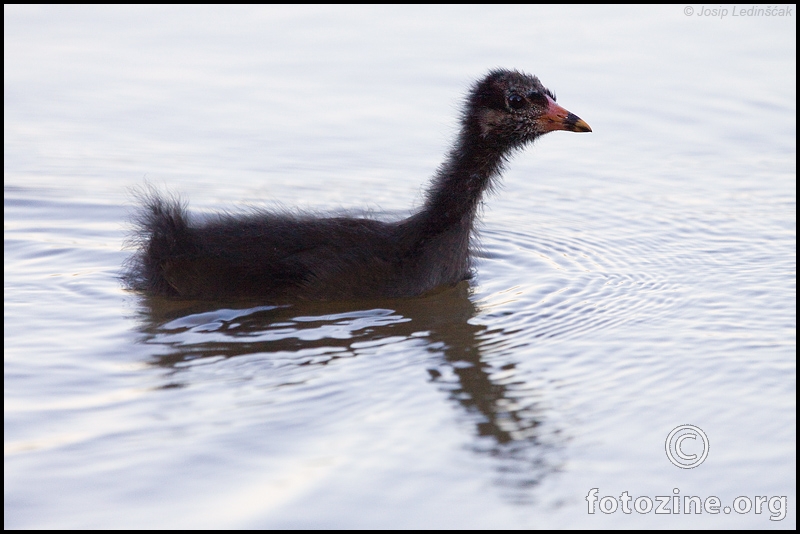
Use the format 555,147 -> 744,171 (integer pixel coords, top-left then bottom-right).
125,69 -> 591,300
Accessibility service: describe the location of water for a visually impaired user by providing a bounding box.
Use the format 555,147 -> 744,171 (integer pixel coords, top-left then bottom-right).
4,5 -> 796,528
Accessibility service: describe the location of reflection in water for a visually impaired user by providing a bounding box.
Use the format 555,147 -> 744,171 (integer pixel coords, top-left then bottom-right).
134,281 -> 562,500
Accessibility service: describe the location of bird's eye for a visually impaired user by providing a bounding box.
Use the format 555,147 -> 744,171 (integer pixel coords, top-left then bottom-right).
508,94 -> 525,110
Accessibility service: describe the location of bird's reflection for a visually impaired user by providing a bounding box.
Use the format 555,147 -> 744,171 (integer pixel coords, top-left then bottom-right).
134,281 -> 562,500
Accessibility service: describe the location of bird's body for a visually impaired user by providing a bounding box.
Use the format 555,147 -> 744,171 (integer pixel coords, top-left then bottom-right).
125,69 -> 591,300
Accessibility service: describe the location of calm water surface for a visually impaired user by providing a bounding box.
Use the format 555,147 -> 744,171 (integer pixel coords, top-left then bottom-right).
4,5 -> 796,528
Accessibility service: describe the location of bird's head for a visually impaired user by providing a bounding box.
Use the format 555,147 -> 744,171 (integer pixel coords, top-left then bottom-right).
466,69 -> 591,148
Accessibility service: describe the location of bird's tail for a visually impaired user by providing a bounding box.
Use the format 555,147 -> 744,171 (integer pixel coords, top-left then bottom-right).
123,186 -> 192,296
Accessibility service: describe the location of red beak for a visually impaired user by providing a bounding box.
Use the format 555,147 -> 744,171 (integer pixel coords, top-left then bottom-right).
539,96 -> 592,133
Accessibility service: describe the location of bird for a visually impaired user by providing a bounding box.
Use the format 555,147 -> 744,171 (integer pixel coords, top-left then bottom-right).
125,69 -> 591,301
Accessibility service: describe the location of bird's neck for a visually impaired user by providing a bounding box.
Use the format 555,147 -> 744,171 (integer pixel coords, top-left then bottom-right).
419,130 -> 508,236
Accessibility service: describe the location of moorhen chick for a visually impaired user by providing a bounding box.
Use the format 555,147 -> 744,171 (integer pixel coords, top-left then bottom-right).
125,69 -> 591,300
